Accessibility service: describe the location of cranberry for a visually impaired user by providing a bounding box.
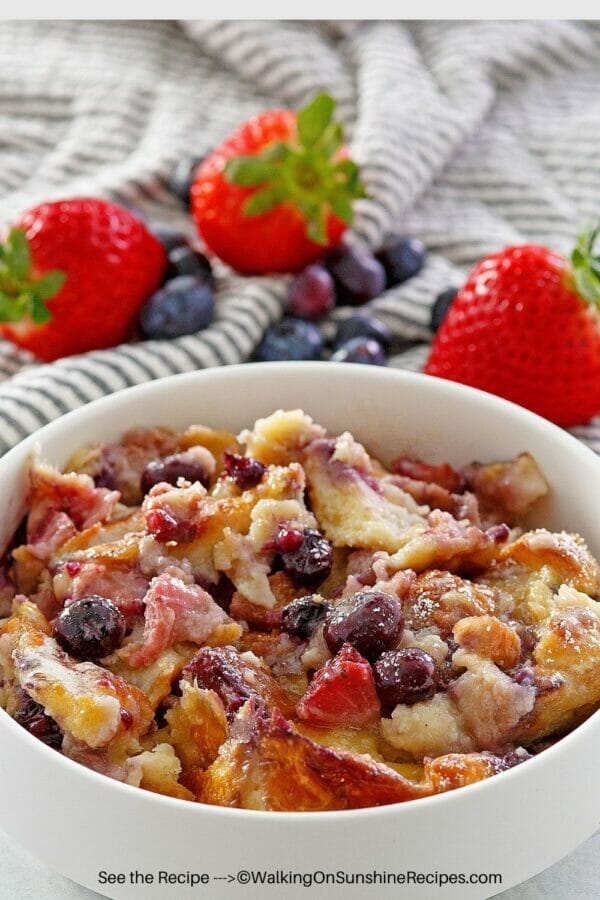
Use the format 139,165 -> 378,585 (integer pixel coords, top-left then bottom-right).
486,523 -> 511,543
141,451 -> 211,495
13,692 -> 63,749
323,590 -> 403,660
278,527 -> 333,585
145,508 -> 196,543
513,665 -> 536,687
373,648 -> 439,707
223,451 -> 266,490
274,524 -> 304,554
281,595 -> 333,640
120,709 -> 133,729
183,646 -> 254,721
53,596 -> 126,661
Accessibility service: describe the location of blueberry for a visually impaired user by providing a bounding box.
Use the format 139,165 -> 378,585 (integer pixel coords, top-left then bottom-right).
333,314 -> 392,350
373,648 -> 439,706
13,691 -> 63,749
377,237 -> 426,287
53,596 -> 126,661
278,527 -> 333,585
166,245 -> 214,286
152,226 -> 189,254
255,318 -> 324,362
171,156 -> 204,207
331,337 -> 386,365
431,286 -> 458,332
287,265 -> 335,320
282,595 -> 333,640
141,450 -> 212,494
326,246 -> 386,305
139,276 -> 215,340
323,590 -> 403,660
223,451 -> 266,490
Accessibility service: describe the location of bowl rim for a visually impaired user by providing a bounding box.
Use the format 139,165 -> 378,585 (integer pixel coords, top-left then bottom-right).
1,361 -> 599,821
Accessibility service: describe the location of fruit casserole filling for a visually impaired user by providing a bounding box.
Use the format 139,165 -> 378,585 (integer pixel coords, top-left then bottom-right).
1,410 -> 599,811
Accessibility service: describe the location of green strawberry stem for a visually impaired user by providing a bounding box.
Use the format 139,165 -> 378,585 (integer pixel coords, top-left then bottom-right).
571,224 -> 600,308
224,93 -> 365,245
0,228 -> 65,324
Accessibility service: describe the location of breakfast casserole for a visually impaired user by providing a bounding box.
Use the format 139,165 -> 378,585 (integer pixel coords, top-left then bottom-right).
1,409 -> 599,811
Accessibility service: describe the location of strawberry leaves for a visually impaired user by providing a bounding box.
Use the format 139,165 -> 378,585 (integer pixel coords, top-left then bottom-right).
572,225 -> 600,309
4,228 -> 31,280
224,92 -> 365,246
296,93 -> 335,147
0,228 -> 65,324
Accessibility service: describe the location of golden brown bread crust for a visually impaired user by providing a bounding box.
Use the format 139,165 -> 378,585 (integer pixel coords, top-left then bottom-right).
200,706 -> 510,811
513,600 -> 600,743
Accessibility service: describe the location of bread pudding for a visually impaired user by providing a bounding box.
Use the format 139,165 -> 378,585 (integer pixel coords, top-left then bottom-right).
1,409 -> 599,811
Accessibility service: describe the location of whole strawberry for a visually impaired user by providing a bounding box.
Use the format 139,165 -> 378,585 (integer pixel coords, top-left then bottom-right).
425,228 -> 600,427
191,93 -> 365,274
0,198 -> 166,361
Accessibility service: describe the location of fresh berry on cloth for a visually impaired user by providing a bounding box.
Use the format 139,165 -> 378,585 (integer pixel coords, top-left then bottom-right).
425,226 -> 600,427
191,93 -> 365,274
0,199 -> 166,361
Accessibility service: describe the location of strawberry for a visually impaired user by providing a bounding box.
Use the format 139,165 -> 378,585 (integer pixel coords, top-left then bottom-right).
190,93 -> 365,274
425,228 -> 600,427
0,198 -> 166,361
296,643 -> 380,728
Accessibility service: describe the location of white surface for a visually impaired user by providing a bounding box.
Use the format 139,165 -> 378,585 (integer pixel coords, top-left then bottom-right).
1,828 -> 599,900
1,365 -> 600,900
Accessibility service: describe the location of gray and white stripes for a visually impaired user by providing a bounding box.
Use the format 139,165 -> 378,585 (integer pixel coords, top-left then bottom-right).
0,20 -> 598,455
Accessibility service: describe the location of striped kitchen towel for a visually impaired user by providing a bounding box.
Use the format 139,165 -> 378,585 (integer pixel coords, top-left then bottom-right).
0,19 -> 598,454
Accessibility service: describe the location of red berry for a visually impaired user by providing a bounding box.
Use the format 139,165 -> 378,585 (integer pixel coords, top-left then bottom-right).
191,94 -> 364,274
182,645 -> 291,721
425,235 -> 600,427
274,524 -> 304,554
183,646 -> 255,721
145,508 -> 181,542
296,644 -> 381,727
0,198 -> 166,361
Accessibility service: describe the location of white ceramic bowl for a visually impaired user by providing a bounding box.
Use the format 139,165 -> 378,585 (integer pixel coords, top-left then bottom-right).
1,363 -> 599,900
